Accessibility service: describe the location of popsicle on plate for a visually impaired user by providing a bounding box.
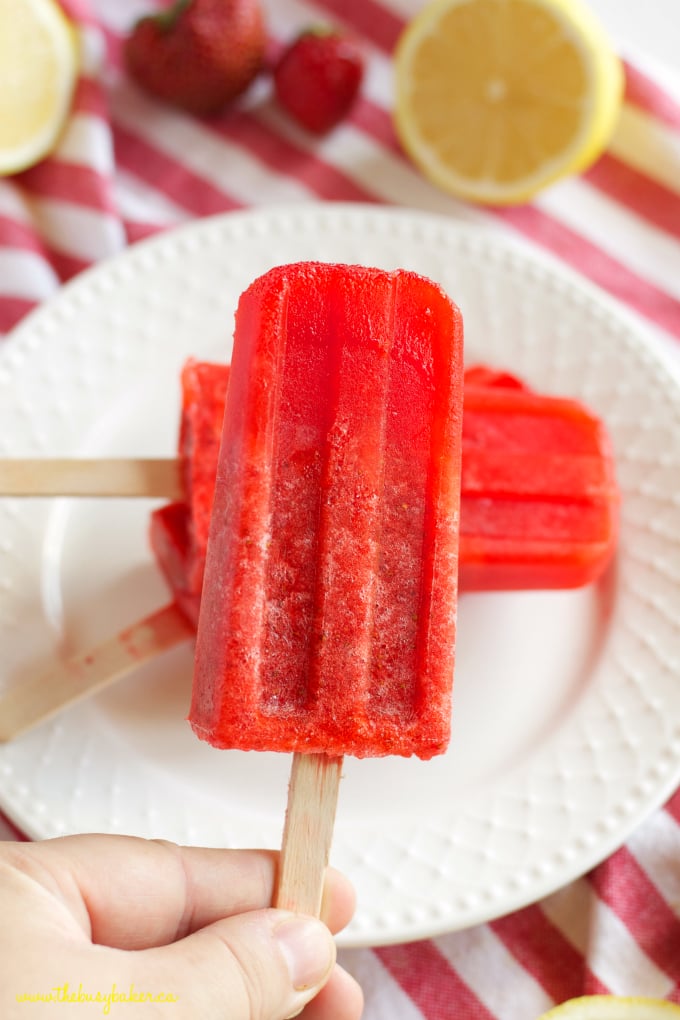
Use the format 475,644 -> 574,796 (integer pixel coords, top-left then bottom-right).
177,359 -> 228,596
150,501 -> 198,625
190,261 -> 465,760
460,378 -> 618,590
150,359 -> 618,621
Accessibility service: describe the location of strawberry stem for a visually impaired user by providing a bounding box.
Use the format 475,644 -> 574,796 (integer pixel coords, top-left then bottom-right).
154,0 -> 193,33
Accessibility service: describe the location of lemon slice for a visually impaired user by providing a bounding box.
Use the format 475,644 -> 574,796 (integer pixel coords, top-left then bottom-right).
0,0 -> 79,175
538,996 -> 680,1020
393,0 -> 623,205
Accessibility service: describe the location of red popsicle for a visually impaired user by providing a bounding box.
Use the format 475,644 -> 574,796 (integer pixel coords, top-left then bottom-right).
459,376 -> 618,590
150,359 -> 618,622
190,262 -> 464,759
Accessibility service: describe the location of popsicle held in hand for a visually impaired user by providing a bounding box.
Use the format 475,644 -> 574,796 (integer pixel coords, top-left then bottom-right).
191,262 -> 465,760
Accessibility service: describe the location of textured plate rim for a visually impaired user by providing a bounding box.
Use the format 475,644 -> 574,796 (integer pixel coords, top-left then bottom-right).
0,203 -> 679,946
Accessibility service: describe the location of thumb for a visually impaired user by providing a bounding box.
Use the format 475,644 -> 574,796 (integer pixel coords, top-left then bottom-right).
134,907 -> 337,1020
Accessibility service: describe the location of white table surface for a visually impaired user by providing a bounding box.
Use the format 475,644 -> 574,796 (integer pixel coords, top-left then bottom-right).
587,0 -> 679,84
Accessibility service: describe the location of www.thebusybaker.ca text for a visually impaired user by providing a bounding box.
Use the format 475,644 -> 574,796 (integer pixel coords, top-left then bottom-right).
16,983 -> 179,1013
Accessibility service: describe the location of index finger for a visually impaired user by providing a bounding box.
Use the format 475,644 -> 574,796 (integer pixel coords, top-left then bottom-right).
3,835 -> 355,950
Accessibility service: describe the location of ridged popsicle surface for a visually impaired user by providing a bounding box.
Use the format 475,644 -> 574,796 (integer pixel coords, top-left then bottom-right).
190,262 -> 464,759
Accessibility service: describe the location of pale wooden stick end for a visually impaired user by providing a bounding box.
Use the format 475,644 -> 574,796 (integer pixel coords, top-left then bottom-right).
276,753 -> 344,917
0,458 -> 182,499
0,603 -> 192,742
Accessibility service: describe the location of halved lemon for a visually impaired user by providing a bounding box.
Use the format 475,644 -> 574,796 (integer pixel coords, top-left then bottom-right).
0,0 -> 79,175
538,996 -> 680,1020
393,0 -> 624,205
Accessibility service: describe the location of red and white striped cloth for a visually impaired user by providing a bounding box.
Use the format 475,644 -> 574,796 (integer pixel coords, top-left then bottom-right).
2,1 -> 680,1016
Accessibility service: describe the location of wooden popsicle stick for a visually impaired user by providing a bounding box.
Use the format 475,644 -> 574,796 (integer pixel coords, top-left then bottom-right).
0,603 -> 193,742
276,753 -> 344,917
0,458 -> 183,498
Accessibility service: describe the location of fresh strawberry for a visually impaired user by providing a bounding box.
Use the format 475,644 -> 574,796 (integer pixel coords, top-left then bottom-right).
274,28 -> 364,134
124,0 -> 266,115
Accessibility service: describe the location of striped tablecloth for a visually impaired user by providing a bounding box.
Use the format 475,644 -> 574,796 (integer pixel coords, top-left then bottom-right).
2,1 -> 680,1016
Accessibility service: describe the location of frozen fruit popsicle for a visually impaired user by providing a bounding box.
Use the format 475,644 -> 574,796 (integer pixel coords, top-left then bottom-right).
149,359 -> 230,629
190,262 -> 464,760
177,359 -> 229,596
150,502 -> 199,626
459,379 -> 618,590
151,359 -> 618,618
149,358 -> 230,630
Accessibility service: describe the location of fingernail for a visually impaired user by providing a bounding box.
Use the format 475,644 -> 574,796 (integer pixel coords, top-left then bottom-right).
275,916 -> 336,993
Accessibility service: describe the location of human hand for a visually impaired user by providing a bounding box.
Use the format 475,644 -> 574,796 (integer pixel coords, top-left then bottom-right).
0,834 -> 363,1019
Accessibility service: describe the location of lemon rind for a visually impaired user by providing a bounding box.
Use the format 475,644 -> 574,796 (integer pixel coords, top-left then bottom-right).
393,0 -> 624,205
539,996 -> 680,1020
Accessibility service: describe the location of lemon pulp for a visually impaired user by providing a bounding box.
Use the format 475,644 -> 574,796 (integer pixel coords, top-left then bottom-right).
0,0 -> 79,175
394,0 -> 623,204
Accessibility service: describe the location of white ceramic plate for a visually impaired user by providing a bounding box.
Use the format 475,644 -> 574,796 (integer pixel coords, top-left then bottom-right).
1,204 -> 680,947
